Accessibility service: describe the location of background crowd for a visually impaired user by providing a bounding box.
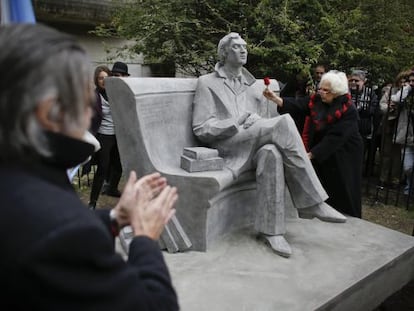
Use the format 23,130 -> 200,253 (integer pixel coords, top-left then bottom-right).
279,64 -> 414,206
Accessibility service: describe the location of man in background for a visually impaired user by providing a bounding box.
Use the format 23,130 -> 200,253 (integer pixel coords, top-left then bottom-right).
348,69 -> 380,176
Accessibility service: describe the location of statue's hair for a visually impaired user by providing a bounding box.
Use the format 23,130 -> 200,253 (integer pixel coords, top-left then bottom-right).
0,24 -> 92,161
320,70 -> 349,96
217,32 -> 242,65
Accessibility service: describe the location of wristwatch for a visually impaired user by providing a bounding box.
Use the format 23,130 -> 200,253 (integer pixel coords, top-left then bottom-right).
109,209 -> 120,237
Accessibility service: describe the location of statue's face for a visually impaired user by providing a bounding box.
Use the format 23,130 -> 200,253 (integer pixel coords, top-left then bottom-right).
224,37 -> 248,66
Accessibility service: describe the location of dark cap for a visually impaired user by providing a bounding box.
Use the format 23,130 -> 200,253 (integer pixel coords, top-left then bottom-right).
111,61 -> 130,76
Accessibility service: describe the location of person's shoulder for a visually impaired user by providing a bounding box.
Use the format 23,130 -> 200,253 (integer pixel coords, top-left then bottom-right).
0,167 -> 87,223
0,167 -> 47,197
0,167 -> 97,259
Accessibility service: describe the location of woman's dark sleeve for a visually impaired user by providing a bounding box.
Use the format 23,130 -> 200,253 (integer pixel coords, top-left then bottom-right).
278,96 -> 310,119
90,91 -> 103,135
18,218 -> 179,311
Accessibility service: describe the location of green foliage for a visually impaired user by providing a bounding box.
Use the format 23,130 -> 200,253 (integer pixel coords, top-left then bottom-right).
95,0 -> 414,84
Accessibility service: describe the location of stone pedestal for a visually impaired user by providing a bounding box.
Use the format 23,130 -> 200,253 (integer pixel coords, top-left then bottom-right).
160,217 -> 414,311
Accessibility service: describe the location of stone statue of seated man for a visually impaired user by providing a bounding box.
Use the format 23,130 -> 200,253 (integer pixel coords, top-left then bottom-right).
192,32 -> 346,258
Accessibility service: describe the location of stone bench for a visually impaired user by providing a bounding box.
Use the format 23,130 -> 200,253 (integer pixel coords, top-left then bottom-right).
106,77 -> 296,252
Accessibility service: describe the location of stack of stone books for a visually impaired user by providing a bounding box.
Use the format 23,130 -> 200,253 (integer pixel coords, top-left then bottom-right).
180,147 -> 224,172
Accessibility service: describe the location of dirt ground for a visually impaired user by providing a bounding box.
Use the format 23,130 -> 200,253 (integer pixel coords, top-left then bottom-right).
361,184 -> 414,236
363,200 -> 414,236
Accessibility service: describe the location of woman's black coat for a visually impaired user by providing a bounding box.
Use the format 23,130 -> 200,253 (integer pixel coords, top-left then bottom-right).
281,94 -> 364,218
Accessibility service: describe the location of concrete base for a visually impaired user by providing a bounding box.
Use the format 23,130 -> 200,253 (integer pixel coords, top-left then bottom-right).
159,217 -> 414,311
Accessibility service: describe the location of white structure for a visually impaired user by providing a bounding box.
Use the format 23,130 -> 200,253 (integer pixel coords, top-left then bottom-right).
33,0 -> 149,77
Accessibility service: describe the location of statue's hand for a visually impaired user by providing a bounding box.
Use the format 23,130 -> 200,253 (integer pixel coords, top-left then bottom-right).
243,113 -> 261,129
214,119 -> 239,139
237,112 -> 251,125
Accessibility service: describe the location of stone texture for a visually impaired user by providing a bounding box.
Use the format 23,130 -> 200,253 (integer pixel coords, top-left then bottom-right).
115,218 -> 414,310
180,155 -> 224,172
254,144 -> 286,235
183,147 -> 219,160
105,77 -> 289,252
160,217 -> 414,311
120,217 -> 192,254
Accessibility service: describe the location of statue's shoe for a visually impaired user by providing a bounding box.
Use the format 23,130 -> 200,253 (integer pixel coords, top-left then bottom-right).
298,202 -> 347,223
262,234 -> 292,258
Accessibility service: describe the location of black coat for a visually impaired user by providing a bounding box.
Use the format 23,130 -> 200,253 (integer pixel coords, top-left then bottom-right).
281,94 -> 364,217
0,135 -> 178,310
90,88 -> 104,135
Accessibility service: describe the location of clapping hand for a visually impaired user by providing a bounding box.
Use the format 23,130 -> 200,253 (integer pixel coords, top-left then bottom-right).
112,171 -> 178,240
132,184 -> 178,240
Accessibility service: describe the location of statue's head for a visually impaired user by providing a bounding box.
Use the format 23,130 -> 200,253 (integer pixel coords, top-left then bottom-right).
217,32 -> 248,67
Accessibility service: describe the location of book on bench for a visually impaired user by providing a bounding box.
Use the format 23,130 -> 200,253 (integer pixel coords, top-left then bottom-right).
181,147 -> 224,172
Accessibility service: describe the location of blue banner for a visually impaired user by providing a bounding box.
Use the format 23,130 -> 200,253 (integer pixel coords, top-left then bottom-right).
1,0 -> 36,24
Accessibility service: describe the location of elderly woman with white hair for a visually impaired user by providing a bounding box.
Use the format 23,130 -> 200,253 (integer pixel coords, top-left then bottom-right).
264,70 -> 363,218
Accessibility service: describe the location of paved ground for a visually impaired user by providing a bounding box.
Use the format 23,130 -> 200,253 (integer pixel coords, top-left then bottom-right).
116,217 -> 414,311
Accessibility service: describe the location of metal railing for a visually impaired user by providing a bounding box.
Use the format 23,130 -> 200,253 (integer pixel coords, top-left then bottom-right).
367,86 -> 414,211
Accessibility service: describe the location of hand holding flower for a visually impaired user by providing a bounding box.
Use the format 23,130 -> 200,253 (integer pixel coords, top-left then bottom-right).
264,77 -> 270,89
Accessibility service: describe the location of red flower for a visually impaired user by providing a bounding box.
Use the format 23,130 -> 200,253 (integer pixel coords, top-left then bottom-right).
264,77 -> 270,86
335,110 -> 342,119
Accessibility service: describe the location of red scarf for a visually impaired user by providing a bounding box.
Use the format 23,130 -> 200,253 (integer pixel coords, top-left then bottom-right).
302,93 -> 352,151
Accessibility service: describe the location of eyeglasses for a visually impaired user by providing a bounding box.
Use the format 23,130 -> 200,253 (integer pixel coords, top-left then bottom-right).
349,79 -> 361,83
318,88 -> 331,94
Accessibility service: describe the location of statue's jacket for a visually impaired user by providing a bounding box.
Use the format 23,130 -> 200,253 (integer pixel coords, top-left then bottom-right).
192,64 -> 279,178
